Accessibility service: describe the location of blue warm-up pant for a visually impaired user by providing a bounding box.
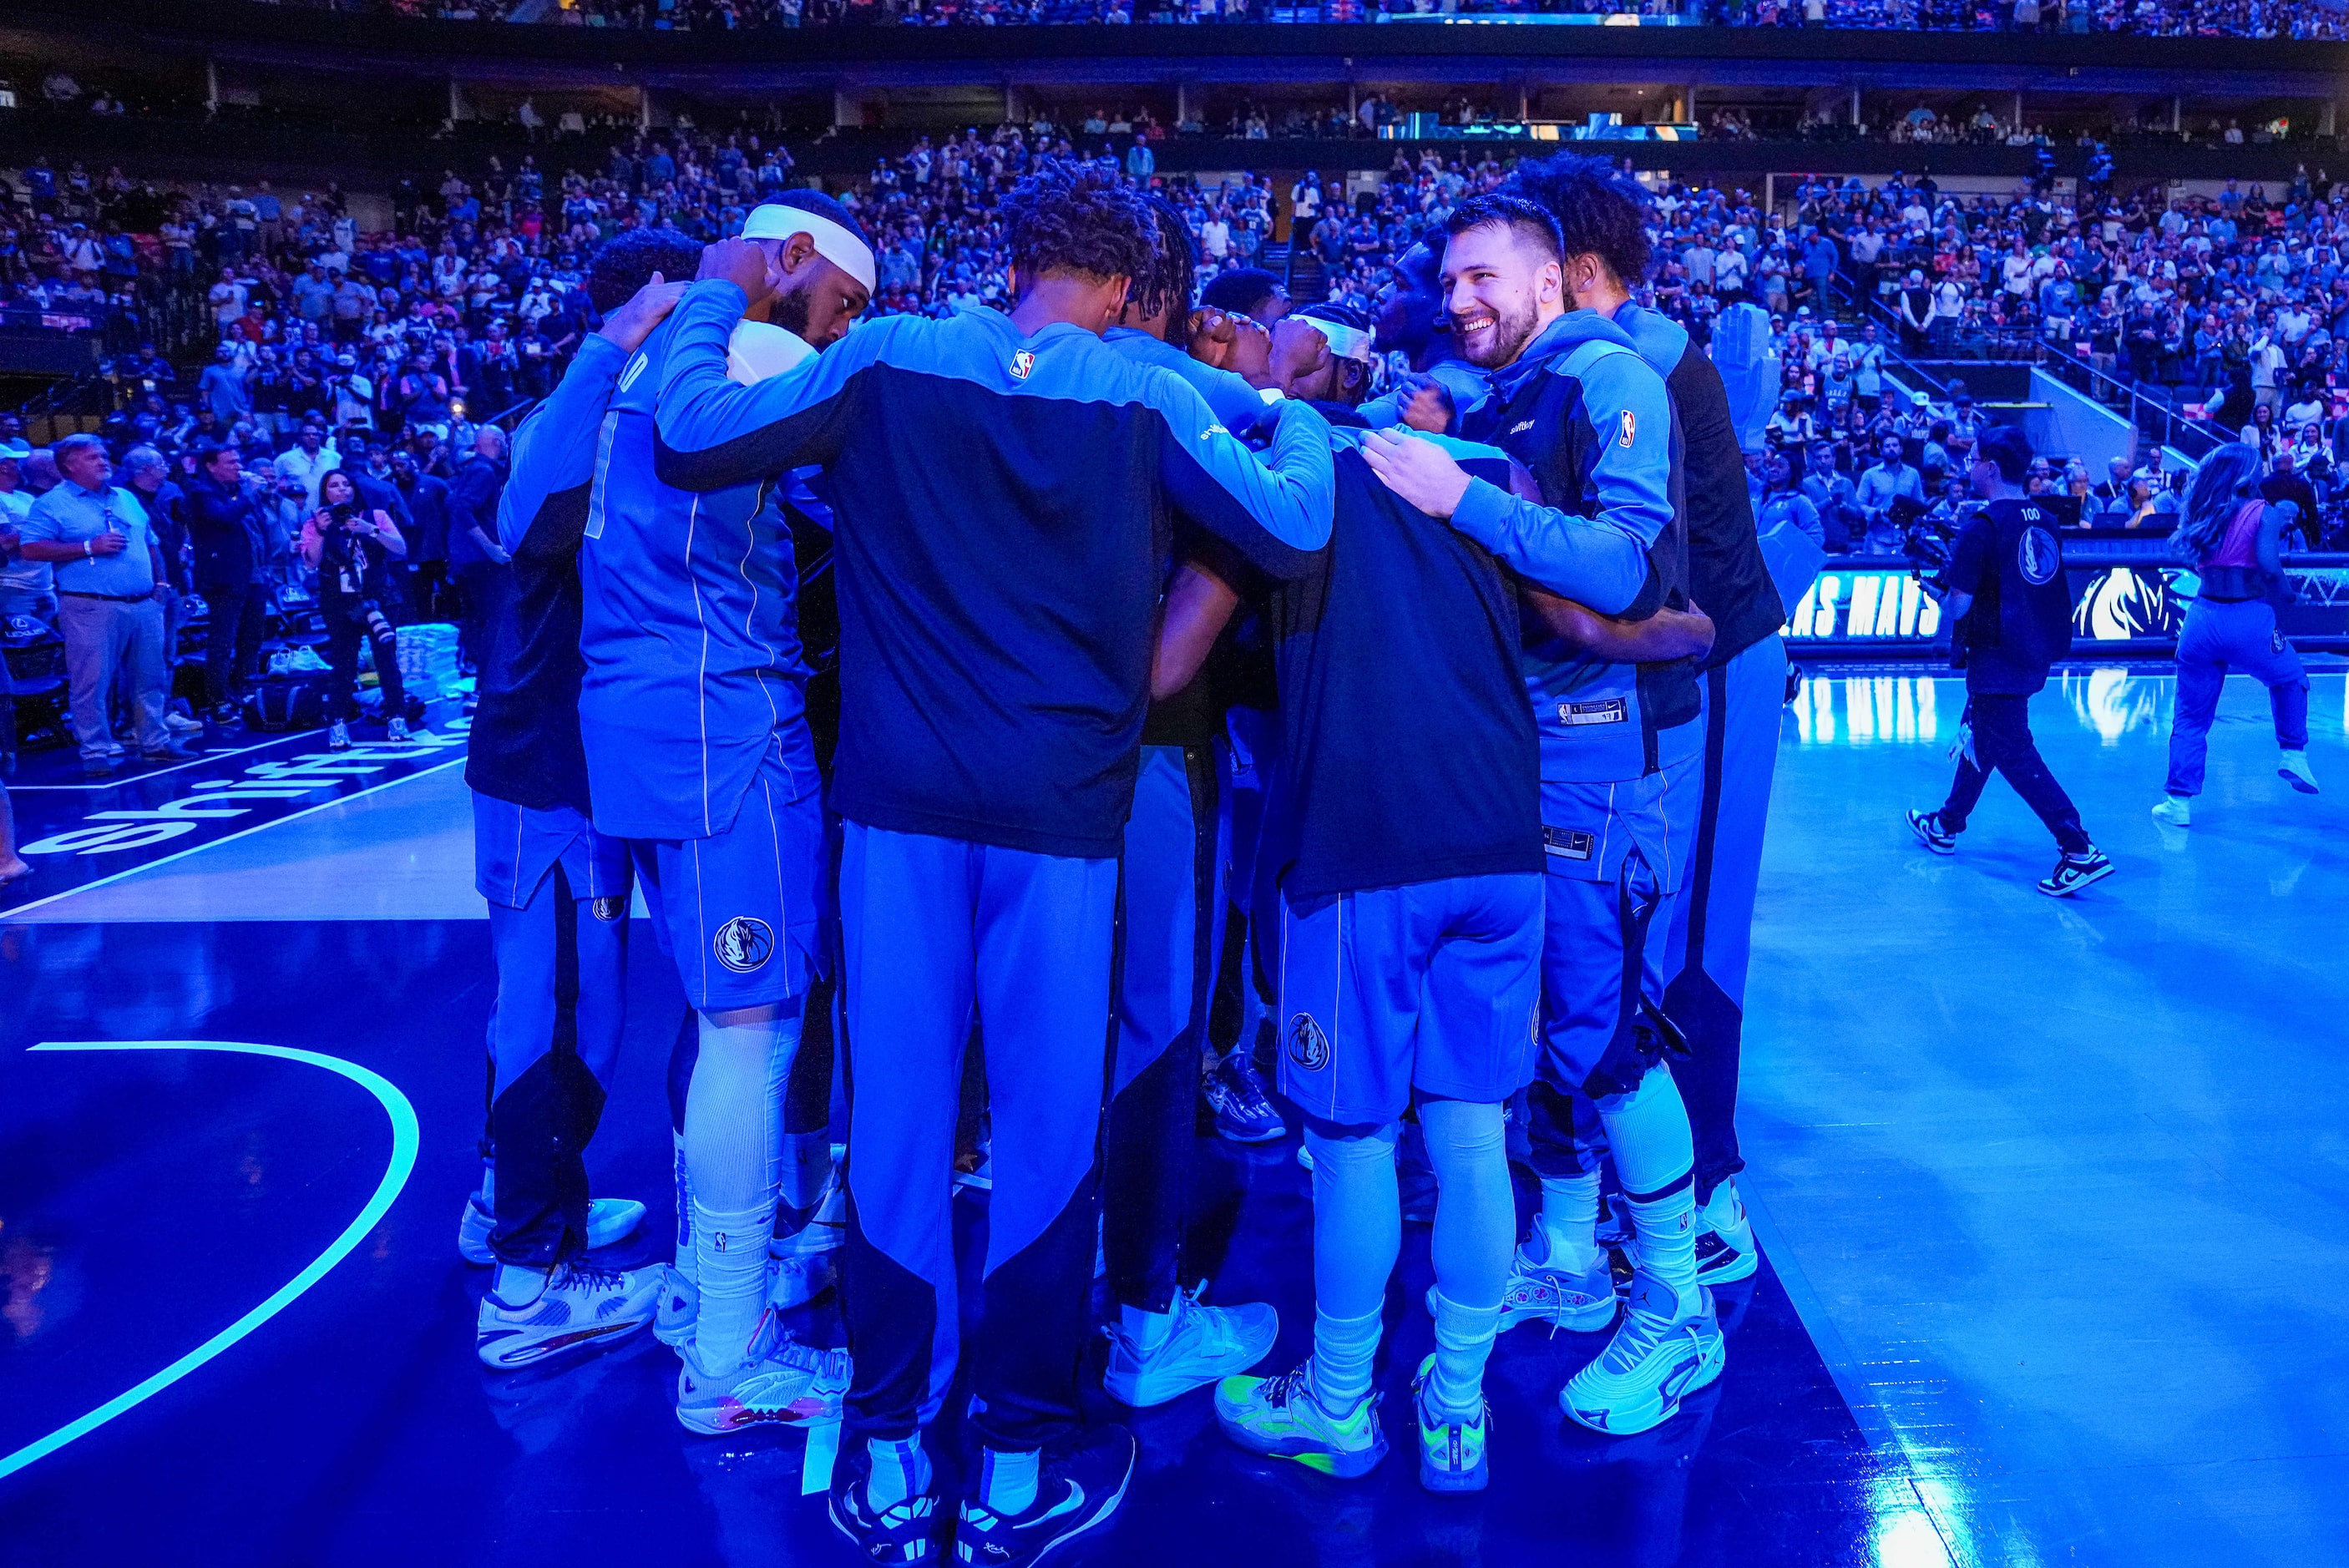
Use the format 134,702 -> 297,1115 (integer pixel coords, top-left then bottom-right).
473,791 -> 632,1268
2165,596 -> 2310,797
1104,745 -> 1226,1314
836,822 -> 1120,1451
1661,634 -> 1788,1206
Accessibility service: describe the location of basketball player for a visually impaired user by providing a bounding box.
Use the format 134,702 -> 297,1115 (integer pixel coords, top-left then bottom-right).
467,231 -> 696,1370
655,163 -> 1334,1567
577,196 -> 873,1433
1378,195 -> 1725,1436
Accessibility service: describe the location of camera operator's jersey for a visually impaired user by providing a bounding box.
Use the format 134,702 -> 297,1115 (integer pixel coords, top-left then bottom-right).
1258,424 -> 1647,901
1456,309 -> 1697,786
652,282 -> 1334,860
579,316 -> 819,842
466,332 -> 620,817
1613,303 -> 1785,670
1947,495 -> 2068,696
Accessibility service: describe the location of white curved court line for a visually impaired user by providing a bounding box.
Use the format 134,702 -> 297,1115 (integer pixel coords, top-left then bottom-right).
0,1040 -> 420,1484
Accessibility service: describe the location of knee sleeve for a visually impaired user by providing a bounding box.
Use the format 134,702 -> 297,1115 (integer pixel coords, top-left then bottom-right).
685,1004 -> 801,1215
1592,1066 -> 1694,1200
1302,1116 -> 1402,1323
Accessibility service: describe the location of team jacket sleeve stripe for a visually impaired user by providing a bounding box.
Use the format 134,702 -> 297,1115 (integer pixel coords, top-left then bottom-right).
1151,383 -> 1336,579
651,280 -> 874,492
499,333 -> 626,554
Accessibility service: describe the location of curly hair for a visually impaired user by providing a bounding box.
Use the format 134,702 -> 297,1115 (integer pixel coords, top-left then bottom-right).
1500,153 -> 1653,287
1001,159 -> 1157,292
587,226 -> 703,313
1131,194 -> 1199,343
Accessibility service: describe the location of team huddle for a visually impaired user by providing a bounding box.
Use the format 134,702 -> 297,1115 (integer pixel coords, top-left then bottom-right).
455,153 -> 1805,1566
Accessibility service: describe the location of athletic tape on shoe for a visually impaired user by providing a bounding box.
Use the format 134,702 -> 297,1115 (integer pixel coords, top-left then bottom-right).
802,1417 -> 841,1495
742,204 -> 877,293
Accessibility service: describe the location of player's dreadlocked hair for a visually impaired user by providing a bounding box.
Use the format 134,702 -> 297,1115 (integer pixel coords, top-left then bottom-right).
1001,159 -> 1157,293
588,226 -> 704,313
1501,153 -> 1654,286
1131,194 -> 1200,345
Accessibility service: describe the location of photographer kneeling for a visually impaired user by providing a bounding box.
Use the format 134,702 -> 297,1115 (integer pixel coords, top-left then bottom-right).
300,468 -> 418,751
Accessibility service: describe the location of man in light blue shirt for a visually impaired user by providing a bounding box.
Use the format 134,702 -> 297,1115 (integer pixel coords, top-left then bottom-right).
17,433 -> 181,767
1855,432 -> 1926,552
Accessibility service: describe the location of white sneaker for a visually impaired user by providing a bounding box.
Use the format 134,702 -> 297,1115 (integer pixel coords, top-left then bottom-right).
2151,796 -> 2192,828
1693,1183 -> 1759,1287
164,711 -> 204,734
654,1263 -> 699,1347
387,715 -> 413,743
2280,750 -> 2321,794
1562,1272 -> 1724,1436
675,1310 -> 852,1434
1104,1284 -> 1278,1407
327,718 -> 352,751
1494,1239 -> 1618,1334
475,1261 -> 661,1370
458,1190 -> 650,1266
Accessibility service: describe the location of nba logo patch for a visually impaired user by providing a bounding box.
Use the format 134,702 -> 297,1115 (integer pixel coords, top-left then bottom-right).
1286,1013 -> 1331,1071
1619,409 -> 1638,448
1010,350 -> 1035,380
713,916 -> 773,974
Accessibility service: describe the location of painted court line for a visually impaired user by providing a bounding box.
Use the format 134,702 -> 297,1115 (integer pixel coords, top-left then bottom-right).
3,756 -> 468,920
8,732 -> 314,792
0,1041 -> 420,1485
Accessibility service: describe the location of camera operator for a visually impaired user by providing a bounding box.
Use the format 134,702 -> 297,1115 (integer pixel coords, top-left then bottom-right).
1906,427 -> 2114,898
299,468 -> 415,751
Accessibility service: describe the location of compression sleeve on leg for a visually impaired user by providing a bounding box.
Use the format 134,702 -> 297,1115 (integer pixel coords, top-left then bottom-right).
685,1005 -> 801,1363
1418,1097 -> 1511,1418
1302,1117 -> 1401,1414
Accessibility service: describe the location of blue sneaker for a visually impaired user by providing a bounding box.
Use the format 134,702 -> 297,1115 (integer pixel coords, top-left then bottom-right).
1215,1363 -> 1386,1479
1410,1355 -> 1490,1494
1562,1273 -> 1724,1436
1206,1053 -> 1286,1144
831,1444 -> 944,1565
955,1424 -> 1135,1567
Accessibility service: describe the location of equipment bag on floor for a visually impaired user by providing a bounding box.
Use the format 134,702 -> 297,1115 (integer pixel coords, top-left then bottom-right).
244,671 -> 334,733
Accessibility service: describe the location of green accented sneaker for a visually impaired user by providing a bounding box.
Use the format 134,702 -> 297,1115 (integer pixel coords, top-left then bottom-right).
1213,1363 -> 1387,1478
1410,1355 -> 1489,1494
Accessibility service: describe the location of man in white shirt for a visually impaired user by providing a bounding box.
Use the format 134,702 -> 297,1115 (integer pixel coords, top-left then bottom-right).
274,422 -> 342,512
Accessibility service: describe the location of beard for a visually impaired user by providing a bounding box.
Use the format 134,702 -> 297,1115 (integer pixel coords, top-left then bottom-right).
767,283 -> 814,341
1463,293 -> 1542,369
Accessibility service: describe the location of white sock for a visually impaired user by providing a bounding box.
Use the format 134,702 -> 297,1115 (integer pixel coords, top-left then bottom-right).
1121,1301 -> 1175,1353
1534,1171 -> 1602,1272
1308,1306 -> 1383,1415
1597,1070 -> 1698,1307
671,1130 -> 696,1288
693,1200 -> 773,1365
493,1261 -> 549,1306
980,1447 -> 1040,1516
1427,1287 -> 1501,1419
684,1009 -> 796,1360
1700,1181 -> 1744,1232
866,1435 -> 930,1510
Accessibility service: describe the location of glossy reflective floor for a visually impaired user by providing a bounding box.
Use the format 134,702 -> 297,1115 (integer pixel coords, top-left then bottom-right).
2,668 -> 2344,1568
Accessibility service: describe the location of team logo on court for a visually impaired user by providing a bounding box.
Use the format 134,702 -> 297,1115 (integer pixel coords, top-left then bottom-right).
591,896 -> 625,923
2017,526 -> 2060,586
713,916 -> 774,974
1619,409 -> 1637,448
1010,350 -> 1035,380
1286,1013 -> 1330,1071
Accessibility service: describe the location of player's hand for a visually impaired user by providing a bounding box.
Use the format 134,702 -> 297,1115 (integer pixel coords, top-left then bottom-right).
1267,317 -> 1332,396
597,276 -> 691,353
89,529 -> 129,557
1224,314 -> 1275,386
1185,308 -> 1238,370
697,240 -> 777,312
1400,378 -> 1454,434
1360,429 -> 1473,520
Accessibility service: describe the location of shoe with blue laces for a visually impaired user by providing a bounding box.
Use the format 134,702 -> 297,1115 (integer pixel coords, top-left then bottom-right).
474,1260 -> 660,1370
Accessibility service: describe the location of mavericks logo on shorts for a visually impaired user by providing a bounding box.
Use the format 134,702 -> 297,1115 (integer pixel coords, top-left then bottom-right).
1286,1012 -> 1330,1072
713,916 -> 774,974
591,896 -> 626,923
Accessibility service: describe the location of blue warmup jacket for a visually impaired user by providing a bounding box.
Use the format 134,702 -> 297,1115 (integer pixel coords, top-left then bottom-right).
578,317 -> 820,841
1101,326 -> 1271,436
1613,304 -> 1785,671
465,333 -> 620,817
652,282 -> 1335,860
1456,309 -> 1694,784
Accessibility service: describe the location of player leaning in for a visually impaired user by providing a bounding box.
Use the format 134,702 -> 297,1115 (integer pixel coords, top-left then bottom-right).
1095,195 -> 1289,1407
1184,296 -> 1683,1489
1403,195 -> 1726,1434
467,231 -> 697,1368
578,197 -> 873,1433
653,163 -> 1334,1567
1505,154 -> 1788,1287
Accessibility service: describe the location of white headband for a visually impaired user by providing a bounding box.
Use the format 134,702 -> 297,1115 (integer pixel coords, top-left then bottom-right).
741,204 -> 877,294
1302,315 -> 1374,364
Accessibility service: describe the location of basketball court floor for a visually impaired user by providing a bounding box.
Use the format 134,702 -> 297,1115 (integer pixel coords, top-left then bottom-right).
3,668 -> 2344,1568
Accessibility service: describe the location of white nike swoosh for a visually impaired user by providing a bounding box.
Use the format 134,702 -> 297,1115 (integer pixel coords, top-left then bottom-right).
1014,1483 -> 1086,1529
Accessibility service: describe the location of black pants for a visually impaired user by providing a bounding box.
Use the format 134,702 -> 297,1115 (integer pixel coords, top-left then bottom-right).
456,560 -> 514,677
199,577 -> 266,710
322,600 -> 407,722
1940,692 -> 2090,855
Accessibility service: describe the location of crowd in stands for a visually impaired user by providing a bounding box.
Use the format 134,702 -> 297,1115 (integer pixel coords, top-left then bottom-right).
5,119 -> 2346,709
